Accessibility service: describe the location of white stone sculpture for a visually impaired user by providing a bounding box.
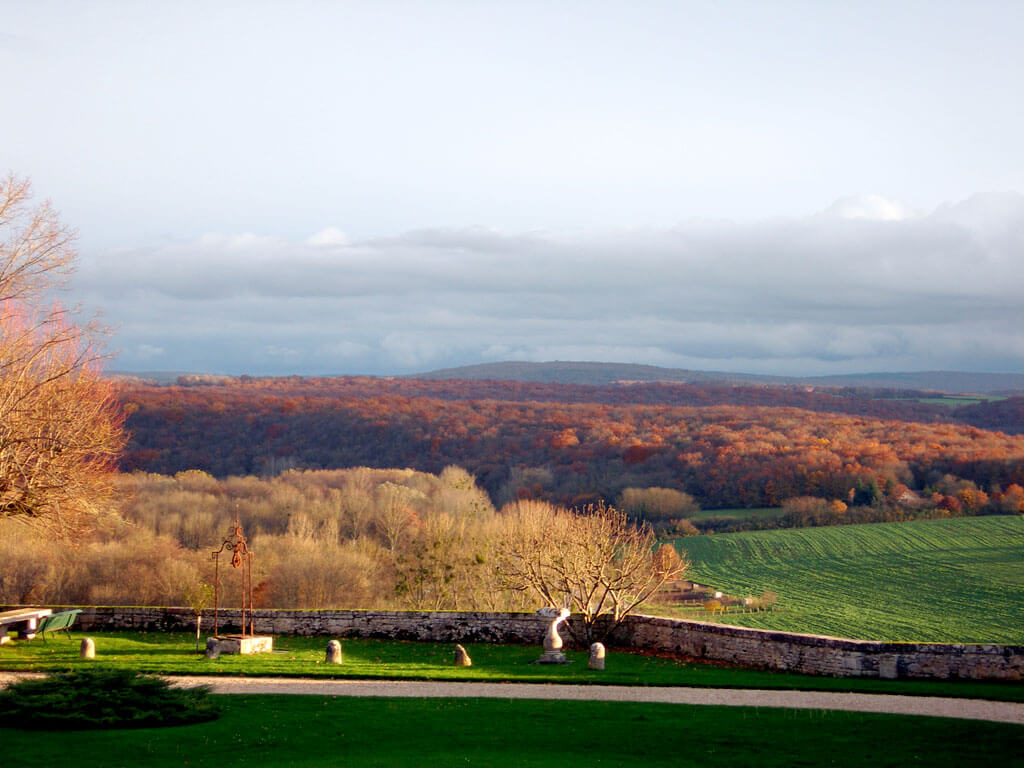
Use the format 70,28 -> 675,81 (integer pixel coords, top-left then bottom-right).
588,642 -> 605,670
536,607 -> 571,664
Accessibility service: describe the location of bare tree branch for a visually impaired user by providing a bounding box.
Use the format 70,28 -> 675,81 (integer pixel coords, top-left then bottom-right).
498,501 -> 688,642
0,175 -> 125,539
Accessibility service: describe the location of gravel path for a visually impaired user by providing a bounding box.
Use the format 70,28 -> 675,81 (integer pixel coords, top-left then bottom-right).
5,672 -> 1016,725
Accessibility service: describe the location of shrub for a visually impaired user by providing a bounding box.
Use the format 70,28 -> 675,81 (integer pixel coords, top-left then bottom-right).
618,487 -> 699,526
0,668 -> 218,730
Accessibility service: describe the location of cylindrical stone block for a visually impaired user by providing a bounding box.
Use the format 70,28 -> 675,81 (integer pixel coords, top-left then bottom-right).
588,642 -> 606,670
326,639 -> 342,664
79,637 -> 96,659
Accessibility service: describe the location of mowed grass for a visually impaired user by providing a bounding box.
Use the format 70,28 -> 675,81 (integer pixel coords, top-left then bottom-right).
672,515 -> 1024,643
4,631 -> 1023,702
2,695 -> 1022,768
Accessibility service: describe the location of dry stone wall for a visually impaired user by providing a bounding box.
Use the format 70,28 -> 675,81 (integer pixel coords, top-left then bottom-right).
616,614 -> 1024,681
6,605 -> 1022,681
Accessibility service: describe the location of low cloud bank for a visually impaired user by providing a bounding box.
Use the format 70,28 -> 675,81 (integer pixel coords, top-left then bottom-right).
76,193 -> 1024,376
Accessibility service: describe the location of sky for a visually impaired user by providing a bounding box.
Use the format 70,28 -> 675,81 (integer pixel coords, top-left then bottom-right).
3,1 -> 1023,377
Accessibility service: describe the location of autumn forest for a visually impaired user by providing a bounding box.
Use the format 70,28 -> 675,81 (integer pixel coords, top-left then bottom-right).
118,375 -> 1024,516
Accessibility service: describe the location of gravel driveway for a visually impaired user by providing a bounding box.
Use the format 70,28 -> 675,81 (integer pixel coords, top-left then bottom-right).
2,672 -> 1021,725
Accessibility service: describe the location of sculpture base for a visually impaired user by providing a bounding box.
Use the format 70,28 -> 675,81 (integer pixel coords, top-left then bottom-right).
212,635 -> 273,655
533,651 -> 570,664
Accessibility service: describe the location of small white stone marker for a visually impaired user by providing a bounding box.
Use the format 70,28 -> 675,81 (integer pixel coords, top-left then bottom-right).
79,637 -> 96,659
326,639 -> 343,664
454,644 -> 472,667
588,642 -> 605,670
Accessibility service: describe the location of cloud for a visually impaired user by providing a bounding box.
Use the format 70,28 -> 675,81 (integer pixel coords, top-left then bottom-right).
134,344 -> 165,360
822,194 -> 914,221
198,232 -> 281,250
74,194 -> 1024,376
306,227 -> 351,247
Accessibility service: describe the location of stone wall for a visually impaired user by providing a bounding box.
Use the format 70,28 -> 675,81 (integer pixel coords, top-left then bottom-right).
616,614 -> 1024,681
68,606 -> 548,645
6,605 -> 1022,681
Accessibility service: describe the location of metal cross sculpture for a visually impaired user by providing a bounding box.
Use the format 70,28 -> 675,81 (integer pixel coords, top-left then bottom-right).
211,513 -> 255,637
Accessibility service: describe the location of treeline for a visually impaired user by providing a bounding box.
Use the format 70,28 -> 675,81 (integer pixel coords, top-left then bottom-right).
5,465 -> 1014,612
148,375 -> 976,422
159,374 -> 1024,431
952,396 -> 1024,435
1,467 -> 521,610
117,378 -> 1024,510
687,482 -> 1024,536
1,467 -> 676,634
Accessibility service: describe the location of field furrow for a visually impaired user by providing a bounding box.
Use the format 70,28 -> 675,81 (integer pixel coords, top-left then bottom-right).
672,516 -> 1024,643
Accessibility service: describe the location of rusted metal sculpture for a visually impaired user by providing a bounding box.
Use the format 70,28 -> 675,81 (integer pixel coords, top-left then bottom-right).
211,514 -> 254,637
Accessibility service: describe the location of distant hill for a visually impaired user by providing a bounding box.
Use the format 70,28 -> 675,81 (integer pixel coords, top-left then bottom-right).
108,370 -> 197,385
412,361 -> 783,386
804,371 -> 1024,395
413,361 -> 1024,394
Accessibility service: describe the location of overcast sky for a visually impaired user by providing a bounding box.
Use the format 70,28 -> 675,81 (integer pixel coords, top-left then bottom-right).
3,1 -> 1023,376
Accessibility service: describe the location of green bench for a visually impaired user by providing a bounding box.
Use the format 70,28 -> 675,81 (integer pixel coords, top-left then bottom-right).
34,609 -> 82,642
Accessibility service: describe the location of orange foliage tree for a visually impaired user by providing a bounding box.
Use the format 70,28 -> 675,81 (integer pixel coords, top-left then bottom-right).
0,175 -> 124,538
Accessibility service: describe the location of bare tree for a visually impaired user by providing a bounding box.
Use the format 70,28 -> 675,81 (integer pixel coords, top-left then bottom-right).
392,511 -> 468,611
498,501 -> 688,642
372,481 -> 423,552
0,174 -> 125,538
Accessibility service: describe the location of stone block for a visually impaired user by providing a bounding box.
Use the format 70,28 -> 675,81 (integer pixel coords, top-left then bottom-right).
214,635 -> 274,655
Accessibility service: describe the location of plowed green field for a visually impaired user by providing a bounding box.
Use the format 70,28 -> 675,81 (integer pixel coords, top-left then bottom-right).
673,516 -> 1024,643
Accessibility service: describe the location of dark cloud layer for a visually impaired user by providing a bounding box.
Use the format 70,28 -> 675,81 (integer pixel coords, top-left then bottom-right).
75,194 -> 1024,376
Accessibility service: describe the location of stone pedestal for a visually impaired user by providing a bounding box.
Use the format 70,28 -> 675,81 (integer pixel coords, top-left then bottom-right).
209,635 -> 274,655
589,642 -> 605,670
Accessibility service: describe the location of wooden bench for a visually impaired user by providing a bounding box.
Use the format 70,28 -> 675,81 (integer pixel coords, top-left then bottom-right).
34,609 -> 83,642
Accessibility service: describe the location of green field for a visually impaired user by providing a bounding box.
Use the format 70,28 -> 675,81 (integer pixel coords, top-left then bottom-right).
3,695 -> 1022,768
688,507 -> 784,522
915,395 -> 1006,407
671,516 -> 1024,643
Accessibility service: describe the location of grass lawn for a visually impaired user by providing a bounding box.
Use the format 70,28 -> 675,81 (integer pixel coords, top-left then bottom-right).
3,631 -> 1023,702
2,695 -> 1021,767
671,516 -> 1024,644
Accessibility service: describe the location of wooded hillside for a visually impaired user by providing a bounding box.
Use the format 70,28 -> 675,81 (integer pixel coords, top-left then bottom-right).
118,377 -> 1024,509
